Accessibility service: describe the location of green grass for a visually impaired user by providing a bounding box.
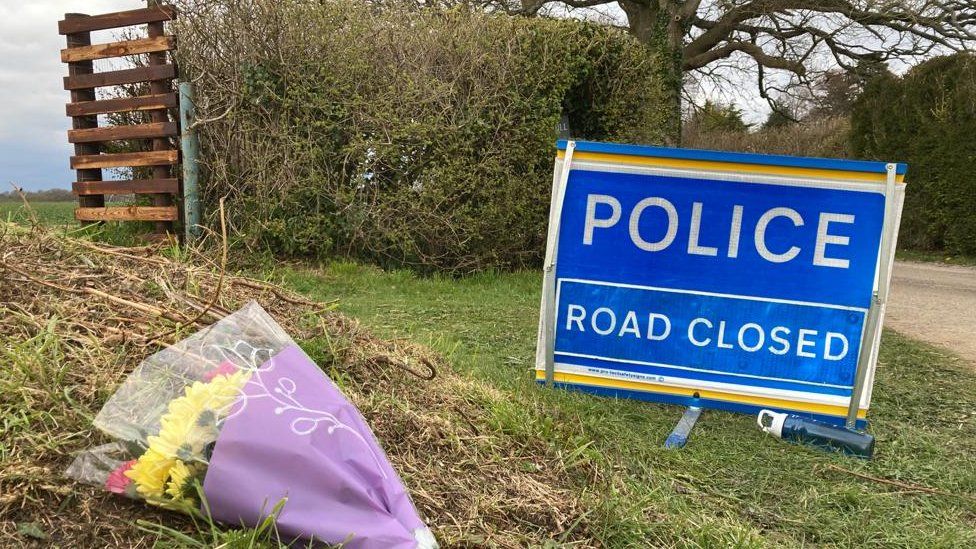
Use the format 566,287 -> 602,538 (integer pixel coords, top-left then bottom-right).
0,201 -> 76,227
6,202 -> 976,546
0,200 -> 166,246
273,262 -> 976,547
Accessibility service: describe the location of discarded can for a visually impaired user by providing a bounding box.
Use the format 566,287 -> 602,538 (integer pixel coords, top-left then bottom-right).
757,409 -> 875,459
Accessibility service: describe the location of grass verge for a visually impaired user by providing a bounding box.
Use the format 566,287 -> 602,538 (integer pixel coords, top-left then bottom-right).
277,262 -> 976,547
2,203 -> 975,546
0,224 -> 601,547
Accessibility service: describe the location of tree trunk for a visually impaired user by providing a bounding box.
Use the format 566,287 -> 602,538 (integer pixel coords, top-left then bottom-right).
620,1 -> 684,146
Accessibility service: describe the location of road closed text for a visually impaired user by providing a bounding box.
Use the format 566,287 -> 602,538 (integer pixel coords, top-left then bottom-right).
564,303 -> 850,362
554,279 -> 865,390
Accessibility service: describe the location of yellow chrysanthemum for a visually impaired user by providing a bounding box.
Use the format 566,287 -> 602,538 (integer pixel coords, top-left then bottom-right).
165,461 -> 200,502
148,406 -> 215,459
198,371 -> 251,412
128,371 -> 250,500
125,447 -> 175,498
148,371 -> 251,460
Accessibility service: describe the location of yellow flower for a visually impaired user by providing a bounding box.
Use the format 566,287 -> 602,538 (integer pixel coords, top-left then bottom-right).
148,404 -> 214,459
148,371 -> 251,461
125,448 -> 175,498
127,371 -> 251,501
198,371 -> 251,413
165,461 -> 199,502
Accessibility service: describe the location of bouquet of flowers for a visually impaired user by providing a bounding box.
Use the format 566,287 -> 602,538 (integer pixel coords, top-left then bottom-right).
67,301 -> 437,548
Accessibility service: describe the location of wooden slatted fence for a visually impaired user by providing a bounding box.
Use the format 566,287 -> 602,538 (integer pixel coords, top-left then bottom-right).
59,1 -> 180,234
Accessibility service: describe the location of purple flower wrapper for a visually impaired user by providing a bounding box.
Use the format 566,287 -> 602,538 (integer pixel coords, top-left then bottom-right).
205,344 -> 428,548
65,301 -> 436,548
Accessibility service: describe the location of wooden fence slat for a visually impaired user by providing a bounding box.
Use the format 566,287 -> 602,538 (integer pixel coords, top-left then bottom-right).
68,121 -> 178,143
61,35 -> 174,63
145,0 -> 175,234
58,6 -> 176,35
73,179 -> 179,195
75,206 -> 179,222
66,92 -> 177,117
70,150 -> 178,169
61,2 -> 182,236
64,64 -> 176,90
65,12 -> 105,219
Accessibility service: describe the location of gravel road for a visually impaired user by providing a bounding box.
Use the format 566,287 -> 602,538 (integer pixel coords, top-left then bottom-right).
886,261 -> 976,364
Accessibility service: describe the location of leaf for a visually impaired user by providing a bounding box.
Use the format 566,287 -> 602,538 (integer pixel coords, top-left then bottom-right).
17,522 -> 49,541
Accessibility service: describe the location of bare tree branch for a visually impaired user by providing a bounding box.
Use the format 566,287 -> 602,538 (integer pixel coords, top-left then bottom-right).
493,0 -> 976,81
685,40 -> 808,73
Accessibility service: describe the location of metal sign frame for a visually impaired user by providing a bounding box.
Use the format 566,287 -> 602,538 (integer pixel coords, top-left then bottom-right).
843,163 -> 900,427
536,140 -> 906,428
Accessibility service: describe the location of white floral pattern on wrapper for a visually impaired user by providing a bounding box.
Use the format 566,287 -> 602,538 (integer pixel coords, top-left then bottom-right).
207,340 -> 389,479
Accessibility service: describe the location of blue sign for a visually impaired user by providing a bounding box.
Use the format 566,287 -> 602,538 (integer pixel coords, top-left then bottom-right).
537,140 -> 906,426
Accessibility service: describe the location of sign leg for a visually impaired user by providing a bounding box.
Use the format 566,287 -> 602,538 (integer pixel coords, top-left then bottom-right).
664,406 -> 703,449
541,141 -> 575,385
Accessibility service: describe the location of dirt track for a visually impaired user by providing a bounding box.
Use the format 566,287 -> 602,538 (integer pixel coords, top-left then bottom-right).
886,261 -> 976,364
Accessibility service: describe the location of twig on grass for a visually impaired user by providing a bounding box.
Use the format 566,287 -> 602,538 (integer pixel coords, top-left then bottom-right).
821,463 -> 976,503
72,239 -> 169,265
146,197 -> 228,343
372,354 -> 437,381
9,182 -> 39,229
453,404 -> 481,437
229,278 -> 336,308
0,261 -> 185,324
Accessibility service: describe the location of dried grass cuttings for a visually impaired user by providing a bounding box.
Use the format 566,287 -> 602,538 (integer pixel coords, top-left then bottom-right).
0,221 -> 597,548
0,221 -> 432,375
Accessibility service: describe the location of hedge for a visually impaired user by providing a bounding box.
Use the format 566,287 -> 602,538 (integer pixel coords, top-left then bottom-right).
851,54 -> 976,255
175,0 -> 672,273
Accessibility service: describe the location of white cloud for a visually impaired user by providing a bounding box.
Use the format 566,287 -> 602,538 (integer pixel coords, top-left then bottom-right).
0,0 -> 135,190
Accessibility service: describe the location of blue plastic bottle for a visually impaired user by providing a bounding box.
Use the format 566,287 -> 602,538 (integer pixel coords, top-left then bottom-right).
758,409 -> 875,458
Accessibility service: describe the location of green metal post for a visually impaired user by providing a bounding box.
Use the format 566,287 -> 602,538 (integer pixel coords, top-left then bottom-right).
179,81 -> 201,240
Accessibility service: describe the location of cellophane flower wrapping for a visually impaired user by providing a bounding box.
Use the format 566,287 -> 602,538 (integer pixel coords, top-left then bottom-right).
66,301 -> 437,549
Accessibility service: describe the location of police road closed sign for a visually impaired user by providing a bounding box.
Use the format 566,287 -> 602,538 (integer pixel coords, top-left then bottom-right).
536,140 -> 906,427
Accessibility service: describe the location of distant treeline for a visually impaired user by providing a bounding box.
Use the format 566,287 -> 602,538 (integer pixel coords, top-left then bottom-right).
0,189 -> 74,202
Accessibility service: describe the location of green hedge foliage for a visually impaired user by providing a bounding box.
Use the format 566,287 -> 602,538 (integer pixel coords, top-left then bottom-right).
176,0 -> 672,272
851,54 -> 976,255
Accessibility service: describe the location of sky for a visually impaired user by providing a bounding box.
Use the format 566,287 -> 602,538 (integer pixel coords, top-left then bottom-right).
0,1 -> 133,191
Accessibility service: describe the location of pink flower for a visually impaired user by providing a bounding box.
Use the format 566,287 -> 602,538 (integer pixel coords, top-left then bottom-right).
203,361 -> 238,382
105,460 -> 137,494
